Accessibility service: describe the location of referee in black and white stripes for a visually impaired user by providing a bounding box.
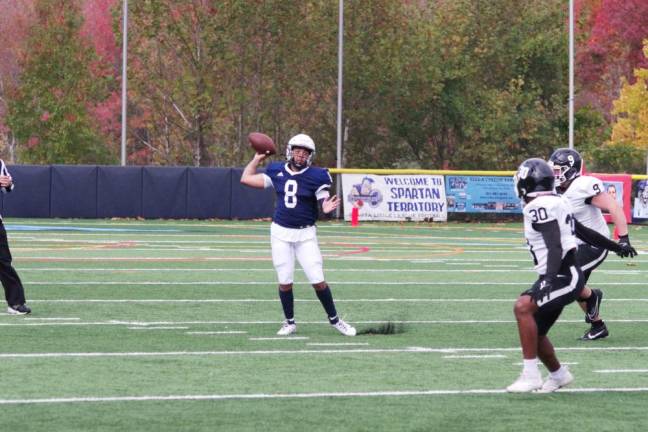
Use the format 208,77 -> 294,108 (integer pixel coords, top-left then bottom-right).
0,159 -> 31,315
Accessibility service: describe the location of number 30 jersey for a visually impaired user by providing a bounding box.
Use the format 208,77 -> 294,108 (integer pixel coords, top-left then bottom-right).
263,162 -> 332,229
523,194 -> 578,275
561,175 -> 609,244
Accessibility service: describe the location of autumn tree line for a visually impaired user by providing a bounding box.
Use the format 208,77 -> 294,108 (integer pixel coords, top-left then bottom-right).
0,0 -> 646,172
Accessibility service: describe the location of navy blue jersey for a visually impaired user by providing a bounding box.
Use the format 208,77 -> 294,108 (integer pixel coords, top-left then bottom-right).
264,162 -> 332,228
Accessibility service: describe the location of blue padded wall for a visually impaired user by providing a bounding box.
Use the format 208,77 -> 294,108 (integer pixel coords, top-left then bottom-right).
187,167 -> 231,219
142,167 -> 188,219
51,165 -> 98,218
229,168 -> 275,219
97,166 -> 143,218
1,165 -> 51,218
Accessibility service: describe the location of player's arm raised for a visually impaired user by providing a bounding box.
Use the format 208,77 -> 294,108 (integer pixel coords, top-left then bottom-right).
240,153 -> 268,189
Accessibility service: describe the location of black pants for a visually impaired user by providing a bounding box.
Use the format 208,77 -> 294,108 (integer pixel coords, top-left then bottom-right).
0,221 -> 26,306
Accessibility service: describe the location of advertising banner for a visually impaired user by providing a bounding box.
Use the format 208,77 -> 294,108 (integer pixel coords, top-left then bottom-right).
445,176 -> 521,213
589,174 -> 632,223
632,179 -> 648,221
342,174 -> 447,221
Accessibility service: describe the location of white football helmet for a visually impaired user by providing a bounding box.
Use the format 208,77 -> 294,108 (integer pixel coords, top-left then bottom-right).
286,134 -> 316,168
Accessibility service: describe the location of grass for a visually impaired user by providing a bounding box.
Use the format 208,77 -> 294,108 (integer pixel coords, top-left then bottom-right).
1,218 -> 647,431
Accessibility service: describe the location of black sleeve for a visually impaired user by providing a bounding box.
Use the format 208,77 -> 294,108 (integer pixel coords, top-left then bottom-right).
574,219 -> 622,253
532,220 -> 563,281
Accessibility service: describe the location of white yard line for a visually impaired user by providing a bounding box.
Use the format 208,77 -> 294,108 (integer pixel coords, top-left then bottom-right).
306,343 -> 370,346
19,268 -> 537,273
25,298 -> 648,303
248,337 -> 309,341
2,319 -> 648,328
128,326 -> 189,330
19,281 -> 648,285
24,317 -> 81,321
0,346 -> 647,359
514,362 -> 579,366
443,355 -> 506,359
1,387 -> 648,405
12,255 -> 648,262
594,369 -> 648,373
186,331 -> 247,335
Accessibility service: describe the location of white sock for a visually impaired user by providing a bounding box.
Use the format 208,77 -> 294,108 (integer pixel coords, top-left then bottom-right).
523,358 -> 540,377
550,366 -> 567,379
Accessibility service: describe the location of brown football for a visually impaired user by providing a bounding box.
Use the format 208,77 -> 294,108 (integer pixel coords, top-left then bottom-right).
248,132 -> 276,155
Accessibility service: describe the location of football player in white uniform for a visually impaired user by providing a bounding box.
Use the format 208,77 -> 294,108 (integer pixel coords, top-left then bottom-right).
241,134 -> 356,337
507,158 -> 632,393
549,148 -> 636,340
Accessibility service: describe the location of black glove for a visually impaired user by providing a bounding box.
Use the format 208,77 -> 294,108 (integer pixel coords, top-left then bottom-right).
531,277 -> 554,303
617,235 -> 637,258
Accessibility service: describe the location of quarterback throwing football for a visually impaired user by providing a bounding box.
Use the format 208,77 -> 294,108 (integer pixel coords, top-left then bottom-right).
241,134 -> 356,336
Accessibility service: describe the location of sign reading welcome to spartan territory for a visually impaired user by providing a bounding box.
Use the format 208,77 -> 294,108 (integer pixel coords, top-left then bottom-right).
341,174 -> 447,222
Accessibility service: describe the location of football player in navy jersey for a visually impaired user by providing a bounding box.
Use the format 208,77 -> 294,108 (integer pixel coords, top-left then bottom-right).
549,148 -> 636,340
241,134 -> 356,336
508,158 -> 631,393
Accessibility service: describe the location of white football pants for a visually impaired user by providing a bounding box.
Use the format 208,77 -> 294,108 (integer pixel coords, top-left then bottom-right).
271,235 -> 324,285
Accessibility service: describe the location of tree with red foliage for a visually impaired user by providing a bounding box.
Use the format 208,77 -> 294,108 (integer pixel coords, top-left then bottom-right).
576,0 -> 648,115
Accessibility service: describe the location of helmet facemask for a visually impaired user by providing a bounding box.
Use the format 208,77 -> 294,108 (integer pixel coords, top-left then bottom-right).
287,145 -> 314,169
285,134 -> 316,169
548,162 -> 571,187
548,148 -> 582,189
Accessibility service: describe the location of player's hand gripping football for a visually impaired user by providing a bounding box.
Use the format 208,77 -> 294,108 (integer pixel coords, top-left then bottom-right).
252,152 -> 269,164
322,195 -> 340,214
616,235 -> 637,258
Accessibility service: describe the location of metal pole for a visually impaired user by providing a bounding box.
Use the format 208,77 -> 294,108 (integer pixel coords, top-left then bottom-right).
335,0 -> 344,218
568,0 -> 574,149
120,0 -> 128,166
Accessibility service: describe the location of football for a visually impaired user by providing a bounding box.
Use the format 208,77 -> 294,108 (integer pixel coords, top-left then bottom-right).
248,132 -> 276,155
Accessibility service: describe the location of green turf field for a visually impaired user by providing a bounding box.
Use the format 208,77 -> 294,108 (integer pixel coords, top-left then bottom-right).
1,218 -> 647,431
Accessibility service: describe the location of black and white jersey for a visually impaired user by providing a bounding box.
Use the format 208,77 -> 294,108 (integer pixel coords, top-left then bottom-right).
523,194 -> 578,275
562,176 -> 608,244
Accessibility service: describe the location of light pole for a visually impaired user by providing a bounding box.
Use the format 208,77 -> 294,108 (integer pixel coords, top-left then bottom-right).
568,0 -> 574,149
336,0 -> 344,218
120,0 -> 128,165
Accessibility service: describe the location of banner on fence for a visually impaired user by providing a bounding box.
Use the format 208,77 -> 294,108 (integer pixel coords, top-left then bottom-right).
633,179 -> 648,221
589,174 -> 632,223
342,174 -> 447,221
444,175 -> 521,213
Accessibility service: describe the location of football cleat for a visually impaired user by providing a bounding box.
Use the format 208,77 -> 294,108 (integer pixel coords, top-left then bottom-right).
276,321 -> 297,336
332,319 -> 356,336
585,289 -> 603,323
538,368 -> 574,393
7,304 -> 31,315
579,322 -> 609,341
506,373 -> 543,393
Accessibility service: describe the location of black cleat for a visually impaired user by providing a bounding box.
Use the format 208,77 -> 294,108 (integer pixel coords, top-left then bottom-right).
579,322 -> 609,341
585,289 -> 603,323
7,304 -> 31,315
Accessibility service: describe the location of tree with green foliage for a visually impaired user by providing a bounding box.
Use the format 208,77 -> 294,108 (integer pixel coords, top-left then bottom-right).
7,0 -> 115,164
